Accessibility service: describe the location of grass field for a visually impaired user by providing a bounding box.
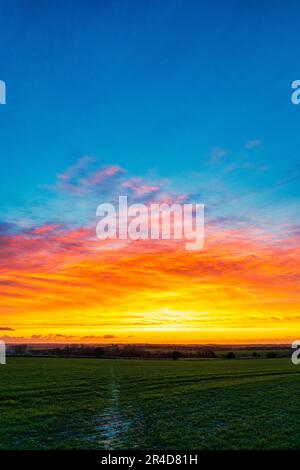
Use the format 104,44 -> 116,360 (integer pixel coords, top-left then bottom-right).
0,357 -> 300,449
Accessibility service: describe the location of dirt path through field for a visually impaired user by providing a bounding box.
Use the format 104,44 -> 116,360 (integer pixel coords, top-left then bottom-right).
96,366 -> 129,449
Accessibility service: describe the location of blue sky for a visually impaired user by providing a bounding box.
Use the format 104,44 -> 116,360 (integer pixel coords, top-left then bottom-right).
0,0 -> 300,225
1,1 -> 300,344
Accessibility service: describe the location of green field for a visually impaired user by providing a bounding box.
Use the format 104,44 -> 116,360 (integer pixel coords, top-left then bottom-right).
0,357 -> 300,449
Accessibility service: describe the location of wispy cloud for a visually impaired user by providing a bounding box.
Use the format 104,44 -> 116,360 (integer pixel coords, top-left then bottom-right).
245,139 -> 261,149
211,147 -> 228,162
55,156 -> 123,195
1,156 -> 300,344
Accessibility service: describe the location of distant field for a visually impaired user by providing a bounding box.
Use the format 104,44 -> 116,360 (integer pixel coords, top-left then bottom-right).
0,357 -> 300,449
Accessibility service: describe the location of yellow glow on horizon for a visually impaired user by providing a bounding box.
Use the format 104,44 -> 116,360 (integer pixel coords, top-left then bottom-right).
1,224 -> 300,345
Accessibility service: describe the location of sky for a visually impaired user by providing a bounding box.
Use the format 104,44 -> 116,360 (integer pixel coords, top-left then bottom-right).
1,0 -> 300,344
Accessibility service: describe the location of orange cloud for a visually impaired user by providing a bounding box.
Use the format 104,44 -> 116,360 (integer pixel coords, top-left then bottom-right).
2,158 -> 300,345
1,218 -> 300,344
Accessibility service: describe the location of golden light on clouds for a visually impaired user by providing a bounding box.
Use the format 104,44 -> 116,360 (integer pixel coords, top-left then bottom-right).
1,219 -> 300,344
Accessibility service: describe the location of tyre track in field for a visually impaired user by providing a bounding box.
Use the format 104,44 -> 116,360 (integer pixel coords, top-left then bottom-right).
96,367 -> 130,449
126,369 -> 300,392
